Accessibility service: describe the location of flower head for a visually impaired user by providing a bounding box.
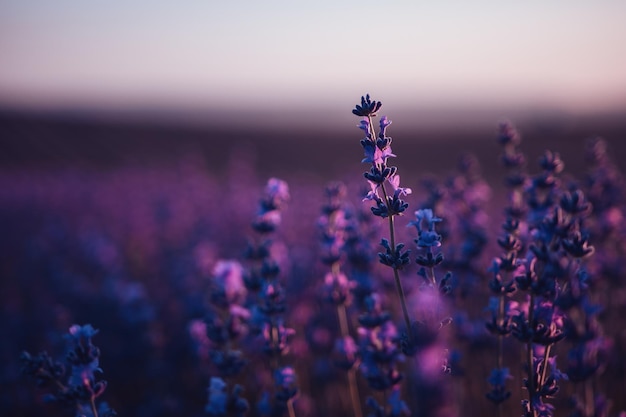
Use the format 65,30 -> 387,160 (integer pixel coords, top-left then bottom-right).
352,94 -> 382,117
410,209 -> 442,234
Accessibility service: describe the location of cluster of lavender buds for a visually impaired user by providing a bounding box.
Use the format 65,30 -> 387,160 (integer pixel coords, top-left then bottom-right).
353,94 -> 413,336
357,294 -> 409,417
205,377 -> 249,417
406,209 -> 453,352
204,260 -> 250,377
195,259 -> 251,416
243,178 -> 298,417
485,122 -> 527,413
353,95 -> 457,417
485,121 -> 612,417
191,178 -> 295,417
21,324 -> 116,417
573,137 -> 625,417
516,150 -> 573,417
317,182 -> 362,417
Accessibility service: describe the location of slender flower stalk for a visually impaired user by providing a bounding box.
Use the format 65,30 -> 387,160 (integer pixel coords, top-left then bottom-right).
352,94 -> 412,336
353,95 -> 454,417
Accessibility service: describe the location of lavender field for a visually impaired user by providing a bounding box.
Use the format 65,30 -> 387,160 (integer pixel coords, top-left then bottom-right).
2,101 -> 626,417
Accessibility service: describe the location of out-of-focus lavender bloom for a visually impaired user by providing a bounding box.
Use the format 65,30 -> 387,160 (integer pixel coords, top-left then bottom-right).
206,377 -> 228,415
265,178 -> 290,209
358,320 -> 403,392
206,377 -> 249,417
358,293 -> 392,330
323,271 -> 356,305
274,366 -> 298,402
261,322 -> 295,357
486,367 -> 513,404
66,324 -> 103,387
253,178 -> 290,234
365,386 -> 410,417
332,335 -> 358,371
211,260 -> 247,308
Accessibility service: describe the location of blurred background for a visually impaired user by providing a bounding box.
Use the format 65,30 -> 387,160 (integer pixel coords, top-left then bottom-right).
2,1 -> 626,174
2,1 -> 626,416
2,1 -> 626,133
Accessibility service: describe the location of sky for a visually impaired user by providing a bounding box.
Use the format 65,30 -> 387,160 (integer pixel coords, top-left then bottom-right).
1,1 -> 625,126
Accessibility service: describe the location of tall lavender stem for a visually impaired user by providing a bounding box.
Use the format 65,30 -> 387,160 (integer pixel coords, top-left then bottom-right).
352,95 -> 412,335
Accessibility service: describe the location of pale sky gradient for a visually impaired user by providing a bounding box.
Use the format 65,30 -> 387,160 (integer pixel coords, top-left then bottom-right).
1,1 -> 625,124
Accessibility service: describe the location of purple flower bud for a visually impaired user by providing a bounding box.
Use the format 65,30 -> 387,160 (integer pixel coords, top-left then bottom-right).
358,118 -> 370,136
379,116 -> 392,137
410,209 -> 442,233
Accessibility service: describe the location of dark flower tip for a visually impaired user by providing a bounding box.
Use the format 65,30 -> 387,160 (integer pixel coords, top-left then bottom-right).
352,94 -> 382,117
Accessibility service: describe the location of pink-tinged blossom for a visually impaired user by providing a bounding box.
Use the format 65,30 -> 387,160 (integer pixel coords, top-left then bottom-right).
388,175 -> 412,197
361,141 -> 396,165
266,178 -> 290,206
229,304 -> 251,321
253,209 -> 283,231
188,319 -> 211,360
274,366 -> 298,402
362,180 -> 381,202
275,367 -> 297,389
213,260 -> 247,305
379,116 -> 392,137
323,271 -> 356,305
